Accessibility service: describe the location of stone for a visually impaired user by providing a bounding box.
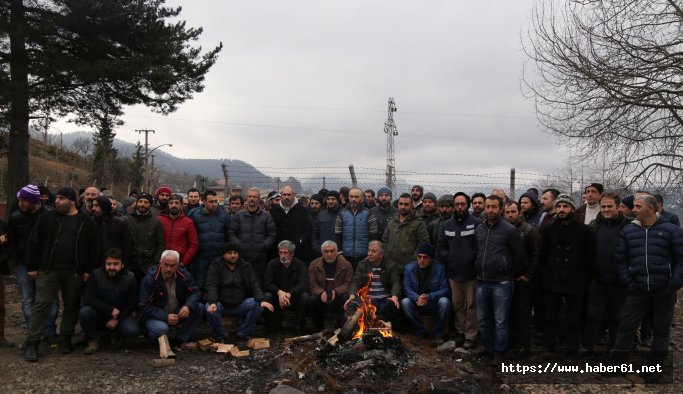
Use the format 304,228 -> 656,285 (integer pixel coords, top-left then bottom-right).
437,340 -> 456,353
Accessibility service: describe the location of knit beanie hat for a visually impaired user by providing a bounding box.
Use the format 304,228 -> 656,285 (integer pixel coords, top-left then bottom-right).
585,183 -> 604,194
56,187 -> 78,202
267,191 -> 281,201
95,196 -> 113,216
222,242 -> 241,254
18,184 -> 41,204
310,194 -> 324,205
621,195 -> 634,210
137,193 -> 154,204
156,185 -> 172,197
423,192 -> 437,204
416,242 -> 435,258
325,190 -> 341,204
377,187 -> 393,198
555,193 -> 576,210
437,194 -> 454,207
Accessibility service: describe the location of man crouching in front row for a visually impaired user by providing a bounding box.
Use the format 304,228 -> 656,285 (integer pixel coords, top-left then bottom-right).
139,250 -> 203,347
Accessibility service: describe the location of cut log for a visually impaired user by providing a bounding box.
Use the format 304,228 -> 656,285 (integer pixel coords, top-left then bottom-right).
215,344 -> 234,353
247,338 -> 267,348
229,346 -> 250,357
284,332 -> 323,344
253,340 -> 270,350
327,328 -> 342,346
158,335 -> 176,359
198,338 -> 214,351
180,342 -> 198,351
152,358 -> 176,368
339,308 -> 363,340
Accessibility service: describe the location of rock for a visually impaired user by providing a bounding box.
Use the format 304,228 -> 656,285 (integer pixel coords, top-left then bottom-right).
437,341 -> 456,353
270,385 -> 306,394
352,359 -> 376,370
317,384 -> 326,392
499,384 -> 510,393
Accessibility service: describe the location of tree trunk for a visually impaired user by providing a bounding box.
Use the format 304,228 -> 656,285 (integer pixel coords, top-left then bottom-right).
7,0 -> 30,217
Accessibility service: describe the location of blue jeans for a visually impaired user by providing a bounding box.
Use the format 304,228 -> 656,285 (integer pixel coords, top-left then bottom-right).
206,298 -> 263,339
15,264 -> 58,336
144,304 -> 203,343
476,280 -> 513,353
400,296 -> 452,338
78,306 -> 140,340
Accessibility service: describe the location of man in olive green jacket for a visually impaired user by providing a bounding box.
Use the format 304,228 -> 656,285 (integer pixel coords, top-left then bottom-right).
381,193 -> 430,269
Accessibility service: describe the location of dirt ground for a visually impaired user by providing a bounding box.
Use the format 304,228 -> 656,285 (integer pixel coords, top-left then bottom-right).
0,277 -> 680,393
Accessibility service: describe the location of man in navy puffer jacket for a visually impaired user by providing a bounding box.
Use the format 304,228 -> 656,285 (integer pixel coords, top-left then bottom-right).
608,194 -> 683,383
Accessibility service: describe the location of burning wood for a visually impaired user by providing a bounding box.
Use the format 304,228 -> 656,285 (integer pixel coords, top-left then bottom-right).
340,273 -> 393,341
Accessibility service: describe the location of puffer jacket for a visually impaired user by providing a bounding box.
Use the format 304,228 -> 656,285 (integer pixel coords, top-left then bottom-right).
474,218 -> 525,282
437,212 -> 480,282
187,207 -> 231,263
616,216 -> 683,291
158,211 -> 199,266
382,211 -> 430,268
335,207 -> 378,259
312,206 -> 341,253
229,206 -> 276,265
138,265 -> 201,322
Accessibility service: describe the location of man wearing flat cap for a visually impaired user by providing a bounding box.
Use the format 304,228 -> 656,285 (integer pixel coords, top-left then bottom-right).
205,242 -> 273,342
24,187 -> 99,362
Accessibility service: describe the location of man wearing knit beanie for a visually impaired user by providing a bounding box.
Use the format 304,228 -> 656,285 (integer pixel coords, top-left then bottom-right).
92,196 -> 132,267
370,187 -> 397,237
538,192 -> 596,355
151,185 -> 173,216
620,195 -> 634,218
23,186 -> 98,361
420,192 -> 439,229
18,184 -> 41,205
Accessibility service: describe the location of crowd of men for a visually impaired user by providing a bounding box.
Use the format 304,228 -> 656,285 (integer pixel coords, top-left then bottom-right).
0,182 -> 681,382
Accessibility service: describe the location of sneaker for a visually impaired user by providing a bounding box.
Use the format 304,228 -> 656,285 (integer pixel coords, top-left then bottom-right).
84,340 -> 98,355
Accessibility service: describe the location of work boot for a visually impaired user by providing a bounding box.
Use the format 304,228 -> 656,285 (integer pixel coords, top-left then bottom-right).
84,339 -> 98,355
24,340 -> 39,362
59,336 -> 74,354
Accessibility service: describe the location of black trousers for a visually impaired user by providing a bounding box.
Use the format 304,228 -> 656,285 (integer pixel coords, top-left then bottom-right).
544,292 -> 584,352
582,280 -> 626,351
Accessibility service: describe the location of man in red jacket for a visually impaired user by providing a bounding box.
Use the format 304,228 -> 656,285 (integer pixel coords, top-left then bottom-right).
157,194 -> 199,268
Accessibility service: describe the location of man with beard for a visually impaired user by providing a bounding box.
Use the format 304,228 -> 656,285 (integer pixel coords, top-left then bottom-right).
183,187 -> 202,215
1,185 -> 57,345
265,191 -> 281,213
79,248 -> 139,354
308,194 -> 323,225
125,193 -> 165,283
151,185 -> 172,217
470,192 -> 486,220
438,192 -> 481,349
538,188 -> 560,231
24,187 -> 98,362
383,193 -> 430,269
229,187 -> 276,285
205,243 -> 274,342
369,187 -> 397,238
428,194 -> 454,246
363,189 -> 376,209
518,192 -> 542,228
81,186 -> 100,215
312,191 -> 342,261
420,193 -> 440,230
92,196 -> 132,267
475,195 -> 525,362
264,240 -> 310,335
158,194 -> 200,269
335,188 -> 379,269
538,194 -> 596,355
411,185 -> 424,214
187,190 -> 231,292
271,186 -> 312,261
503,201 -> 541,357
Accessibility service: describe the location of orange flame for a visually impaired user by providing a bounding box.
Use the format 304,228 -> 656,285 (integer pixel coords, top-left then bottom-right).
351,273 -> 393,340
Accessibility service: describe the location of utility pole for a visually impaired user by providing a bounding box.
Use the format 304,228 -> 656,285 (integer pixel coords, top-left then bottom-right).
221,162 -> 231,200
349,164 -> 357,188
135,129 -> 155,192
384,98 -> 398,195
509,168 -> 516,200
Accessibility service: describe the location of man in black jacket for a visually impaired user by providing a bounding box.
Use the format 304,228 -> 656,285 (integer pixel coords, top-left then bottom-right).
538,193 -> 596,355
264,240 -> 309,335
93,196 -> 132,267
205,243 -> 274,342
271,186 -> 312,261
24,187 -> 99,362
125,193 -> 165,283
79,248 -> 139,354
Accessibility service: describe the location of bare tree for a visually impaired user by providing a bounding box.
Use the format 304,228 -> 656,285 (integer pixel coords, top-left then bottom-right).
523,0 -> 683,190
70,137 -> 91,157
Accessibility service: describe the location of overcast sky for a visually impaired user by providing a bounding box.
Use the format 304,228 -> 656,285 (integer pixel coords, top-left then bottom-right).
55,0 -> 567,191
